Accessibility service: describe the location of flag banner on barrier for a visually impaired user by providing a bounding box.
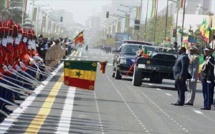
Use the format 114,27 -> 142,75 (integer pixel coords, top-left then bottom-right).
64,60 -> 97,90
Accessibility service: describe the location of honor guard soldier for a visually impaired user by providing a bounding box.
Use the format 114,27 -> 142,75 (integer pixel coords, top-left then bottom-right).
200,47 -> 214,110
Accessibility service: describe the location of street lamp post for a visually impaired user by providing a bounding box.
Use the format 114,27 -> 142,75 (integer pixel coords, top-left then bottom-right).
37,6 -> 50,35
169,0 -> 179,43
196,5 -> 214,16
118,5 -> 136,33
117,9 -> 129,32
175,4 -> 179,43
164,0 -> 169,43
153,0 -> 159,44
181,0 -> 186,45
144,0 -> 149,41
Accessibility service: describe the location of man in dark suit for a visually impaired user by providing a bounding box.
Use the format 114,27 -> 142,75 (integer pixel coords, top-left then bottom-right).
200,47 -> 214,110
172,47 -> 190,106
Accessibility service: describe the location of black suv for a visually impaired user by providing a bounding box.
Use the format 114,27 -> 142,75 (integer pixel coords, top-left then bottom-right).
112,40 -> 153,79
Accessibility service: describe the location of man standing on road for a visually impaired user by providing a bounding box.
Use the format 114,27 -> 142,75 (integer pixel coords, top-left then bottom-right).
172,47 -> 190,106
200,47 -> 214,110
185,47 -> 199,106
85,44 -> 88,52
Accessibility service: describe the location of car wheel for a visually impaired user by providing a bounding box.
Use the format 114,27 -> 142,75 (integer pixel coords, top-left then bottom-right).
115,69 -> 122,79
132,66 -> 142,86
112,72 -> 115,78
112,64 -> 116,78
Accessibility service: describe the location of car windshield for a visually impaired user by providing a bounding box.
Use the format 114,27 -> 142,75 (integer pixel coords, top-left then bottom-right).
155,47 -> 177,54
121,45 -> 140,55
144,46 -> 156,52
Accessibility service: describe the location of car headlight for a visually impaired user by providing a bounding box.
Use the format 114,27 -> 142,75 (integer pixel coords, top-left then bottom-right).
146,60 -> 151,64
119,58 -> 127,64
130,59 -> 135,63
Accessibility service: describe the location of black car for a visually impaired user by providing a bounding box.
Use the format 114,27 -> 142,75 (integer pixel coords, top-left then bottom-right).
112,41 -> 153,79
132,48 -> 177,85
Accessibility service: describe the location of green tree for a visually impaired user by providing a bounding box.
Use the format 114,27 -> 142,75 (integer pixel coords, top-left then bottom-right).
132,15 -> 173,45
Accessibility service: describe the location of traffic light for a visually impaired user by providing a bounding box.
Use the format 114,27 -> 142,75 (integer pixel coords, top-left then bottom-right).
134,20 -> 140,30
106,11 -> 109,18
173,28 -> 176,37
60,17 -> 63,22
134,25 -> 140,30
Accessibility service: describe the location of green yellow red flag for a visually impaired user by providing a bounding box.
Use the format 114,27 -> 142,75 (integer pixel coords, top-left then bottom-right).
136,6 -> 141,20
150,0 -> 157,18
199,19 -> 210,43
64,60 -> 97,90
177,0 -> 184,8
74,30 -> 84,44
4,0 -> 10,8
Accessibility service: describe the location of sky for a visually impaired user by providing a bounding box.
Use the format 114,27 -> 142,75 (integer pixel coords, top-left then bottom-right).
31,0 -> 112,25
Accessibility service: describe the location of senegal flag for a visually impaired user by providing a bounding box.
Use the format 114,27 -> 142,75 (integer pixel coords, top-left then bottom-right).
64,60 -> 97,90
150,0 -> 157,18
199,19 -> 211,43
74,30 -> 84,44
177,0 -> 184,8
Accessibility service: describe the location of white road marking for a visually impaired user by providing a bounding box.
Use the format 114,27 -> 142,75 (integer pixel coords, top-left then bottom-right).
107,63 -> 113,66
156,88 -> 161,90
94,91 -> 104,134
0,51 -> 76,134
148,84 -> 153,86
79,50 -> 82,57
165,93 -> 172,96
107,76 -> 150,134
193,110 -> 203,115
154,84 -> 215,123
137,89 -> 189,133
55,87 -> 76,134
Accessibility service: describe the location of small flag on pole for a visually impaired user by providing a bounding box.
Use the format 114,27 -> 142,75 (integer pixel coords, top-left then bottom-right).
64,60 -> 97,90
178,0 -> 184,8
150,0 -> 157,18
74,30 -> 84,44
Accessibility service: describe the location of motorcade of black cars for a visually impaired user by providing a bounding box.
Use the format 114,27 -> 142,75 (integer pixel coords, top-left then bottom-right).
112,40 -> 153,79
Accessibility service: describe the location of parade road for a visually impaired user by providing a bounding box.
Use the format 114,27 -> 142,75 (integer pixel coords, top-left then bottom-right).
0,48 -> 215,134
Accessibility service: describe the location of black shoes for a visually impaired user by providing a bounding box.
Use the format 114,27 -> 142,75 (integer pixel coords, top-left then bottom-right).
2,106 -> 13,114
184,103 -> 193,106
200,107 -> 211,110
14,96 -> 25,101
171,103 -> 184,106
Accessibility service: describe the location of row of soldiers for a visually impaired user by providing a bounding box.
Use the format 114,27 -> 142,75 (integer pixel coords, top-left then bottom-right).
0,19 -> 57,121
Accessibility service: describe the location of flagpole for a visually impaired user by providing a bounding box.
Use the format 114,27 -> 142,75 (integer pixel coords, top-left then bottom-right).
181,0 -> 186,45
144,0 -> 149,41
137,0 -> 143,40
175,2 -> 179,43
153,0 -> 158,44
164,0 -> 169,43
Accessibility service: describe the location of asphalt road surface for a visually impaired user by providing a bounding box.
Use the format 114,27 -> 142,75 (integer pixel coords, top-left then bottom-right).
0,48 -> 215,134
